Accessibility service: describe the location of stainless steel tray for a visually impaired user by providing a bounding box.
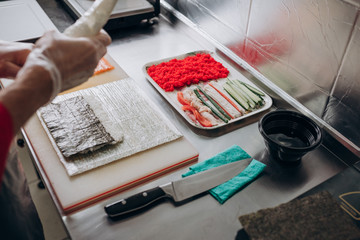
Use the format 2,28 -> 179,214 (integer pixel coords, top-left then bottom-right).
143,50 -> 273,130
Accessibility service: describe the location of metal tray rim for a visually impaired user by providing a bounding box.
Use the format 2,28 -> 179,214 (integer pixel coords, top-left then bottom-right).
142,50 -> 273,130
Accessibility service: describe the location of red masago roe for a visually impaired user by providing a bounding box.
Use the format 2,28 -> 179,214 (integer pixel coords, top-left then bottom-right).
147,53 -> 229,92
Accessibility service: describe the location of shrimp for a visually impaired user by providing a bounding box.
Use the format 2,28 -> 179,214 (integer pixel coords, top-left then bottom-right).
182,88 -> 221,126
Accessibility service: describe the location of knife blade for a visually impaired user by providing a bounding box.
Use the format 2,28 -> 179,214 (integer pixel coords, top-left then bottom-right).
104,158 -> 252,217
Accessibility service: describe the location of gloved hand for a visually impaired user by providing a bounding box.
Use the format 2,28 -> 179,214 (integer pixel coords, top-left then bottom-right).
0,41 -> 34,78
17,30 -> 111,101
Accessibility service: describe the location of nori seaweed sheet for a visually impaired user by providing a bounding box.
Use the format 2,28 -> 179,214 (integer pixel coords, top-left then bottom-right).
239,191 -> 360,240
40,96 -> 115,157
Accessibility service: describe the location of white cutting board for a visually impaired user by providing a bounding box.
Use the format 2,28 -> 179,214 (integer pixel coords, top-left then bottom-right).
24,115 -> 197,214
21,55 -> 198,214
0,0 -> 57,42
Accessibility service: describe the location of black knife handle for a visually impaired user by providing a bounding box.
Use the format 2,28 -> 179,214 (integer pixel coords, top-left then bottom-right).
104,186 -> 168,218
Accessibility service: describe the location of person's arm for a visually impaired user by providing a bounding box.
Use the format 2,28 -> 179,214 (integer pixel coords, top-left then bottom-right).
0,30 -> 111,134
0,30 -> 111,181
0,40 -> 33,78
0,102 -> 14,180
0,41 -> 34,181
0,65 -> 53,132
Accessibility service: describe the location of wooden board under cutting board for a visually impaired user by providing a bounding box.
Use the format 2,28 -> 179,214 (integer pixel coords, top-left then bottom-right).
21,54 -> 199,214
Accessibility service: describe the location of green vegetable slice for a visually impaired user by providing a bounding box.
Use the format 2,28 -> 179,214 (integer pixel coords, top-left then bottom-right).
193,89 -> 228,123
241,82 -> 265,97
229,80 -> 257,108
197,86 -> 231,120
233,80 -> 263,105
223,82 -> 250,110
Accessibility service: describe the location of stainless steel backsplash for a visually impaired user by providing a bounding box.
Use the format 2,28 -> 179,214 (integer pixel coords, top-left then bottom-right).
164,0 -> 360,157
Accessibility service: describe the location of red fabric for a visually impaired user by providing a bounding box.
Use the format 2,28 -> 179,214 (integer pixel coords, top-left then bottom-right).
0,102 -> 14,182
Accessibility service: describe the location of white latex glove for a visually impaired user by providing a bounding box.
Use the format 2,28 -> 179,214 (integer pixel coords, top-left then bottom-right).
17,30 -> 111,101
0,41 -> 34,78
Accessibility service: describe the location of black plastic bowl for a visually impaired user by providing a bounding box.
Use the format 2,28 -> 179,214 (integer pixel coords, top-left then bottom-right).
258,110 -> 322,165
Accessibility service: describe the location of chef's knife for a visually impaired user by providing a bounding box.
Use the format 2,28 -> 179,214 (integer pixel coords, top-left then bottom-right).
104,158 -> 252,217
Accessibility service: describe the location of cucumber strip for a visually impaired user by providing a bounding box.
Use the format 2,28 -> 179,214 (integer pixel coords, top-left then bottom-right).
231,80 -> 261,106
208,82 -> 245,114
224,82 -> 249,108
241,82 -> 265,96
228,80 -> 256,108
238,84 -> 261,106
197,86 -> 231,120
223,83 -> 250,110
193,89 -> 228,123
235,80 -> 263,104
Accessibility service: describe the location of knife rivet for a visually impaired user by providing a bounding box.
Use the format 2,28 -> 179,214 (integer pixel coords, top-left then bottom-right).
142,192 -> 148,197
121,200 -> 126,205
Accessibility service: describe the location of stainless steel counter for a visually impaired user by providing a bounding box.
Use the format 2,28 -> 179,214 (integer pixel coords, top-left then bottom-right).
30,1 -> 353,239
